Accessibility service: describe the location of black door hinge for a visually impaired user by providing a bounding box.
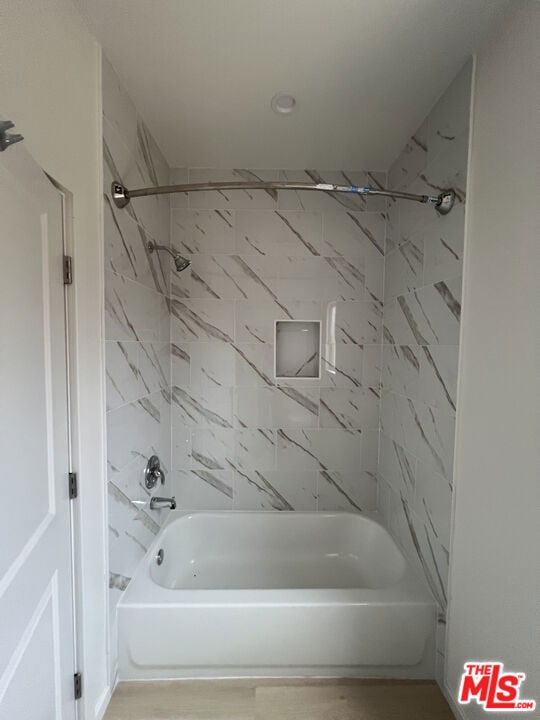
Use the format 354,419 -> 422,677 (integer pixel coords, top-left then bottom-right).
63,255 -> 73,285
73,672 -> 82,700
68,472 -> 78,499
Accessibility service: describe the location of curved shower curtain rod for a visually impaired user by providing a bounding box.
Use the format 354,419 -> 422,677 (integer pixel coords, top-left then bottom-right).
111,180 -> 455,215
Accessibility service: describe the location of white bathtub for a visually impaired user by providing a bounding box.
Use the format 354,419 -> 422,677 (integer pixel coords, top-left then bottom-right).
118,511 -> 436,679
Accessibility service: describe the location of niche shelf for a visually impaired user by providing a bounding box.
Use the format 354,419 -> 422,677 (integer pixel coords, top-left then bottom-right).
275,320 -> 321,379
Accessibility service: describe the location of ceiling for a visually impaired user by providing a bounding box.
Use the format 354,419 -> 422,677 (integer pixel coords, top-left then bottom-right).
75,0 -> 510,170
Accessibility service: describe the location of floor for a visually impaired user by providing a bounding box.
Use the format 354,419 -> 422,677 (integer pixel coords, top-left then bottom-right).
104,679 -> 455,719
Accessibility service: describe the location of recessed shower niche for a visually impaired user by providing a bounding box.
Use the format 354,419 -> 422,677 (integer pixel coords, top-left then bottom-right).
274,320 -> 321,379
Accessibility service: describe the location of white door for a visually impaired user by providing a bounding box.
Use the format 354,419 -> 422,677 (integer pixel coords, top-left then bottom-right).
0,146 -> 76,719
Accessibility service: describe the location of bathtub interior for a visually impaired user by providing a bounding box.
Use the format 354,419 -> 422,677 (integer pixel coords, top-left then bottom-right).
150,512 -> 408,591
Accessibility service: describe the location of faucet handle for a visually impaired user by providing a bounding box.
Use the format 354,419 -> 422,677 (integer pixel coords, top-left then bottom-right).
144,455 -> 165,489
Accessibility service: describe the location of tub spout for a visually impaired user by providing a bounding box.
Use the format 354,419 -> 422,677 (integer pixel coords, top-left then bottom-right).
150,496 -> 176,510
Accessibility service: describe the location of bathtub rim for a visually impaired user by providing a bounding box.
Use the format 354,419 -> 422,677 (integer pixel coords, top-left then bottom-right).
119,510 -> 436,609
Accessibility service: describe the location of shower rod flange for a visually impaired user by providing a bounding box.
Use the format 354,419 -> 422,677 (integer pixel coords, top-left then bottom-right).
111,180 -> 455,215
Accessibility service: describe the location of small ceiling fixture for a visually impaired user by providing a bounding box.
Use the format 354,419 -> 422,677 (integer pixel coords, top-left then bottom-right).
271,92 -> 296,115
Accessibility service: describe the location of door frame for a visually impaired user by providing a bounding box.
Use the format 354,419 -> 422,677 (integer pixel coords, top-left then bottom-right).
47,164 -> 111,718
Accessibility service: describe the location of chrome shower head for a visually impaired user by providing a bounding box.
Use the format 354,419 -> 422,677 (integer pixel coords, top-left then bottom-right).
173,254 -> 191,273
147,241 -> 191,273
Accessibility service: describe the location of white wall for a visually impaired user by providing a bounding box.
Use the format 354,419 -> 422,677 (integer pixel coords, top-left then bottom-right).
446,2 -> 540,717
0,2 -> 109,718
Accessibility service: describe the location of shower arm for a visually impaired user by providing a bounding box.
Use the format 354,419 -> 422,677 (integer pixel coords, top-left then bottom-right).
111,180 -> 455,215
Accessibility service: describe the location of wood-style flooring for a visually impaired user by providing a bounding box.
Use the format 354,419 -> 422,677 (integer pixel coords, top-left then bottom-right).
104,679 -> 455,719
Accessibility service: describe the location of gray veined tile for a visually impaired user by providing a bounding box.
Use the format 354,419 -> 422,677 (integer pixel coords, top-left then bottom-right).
422,202 -> 465,286
108,453 -> 146,504
169,168 -> 189,209
171,343 -> 190,387
189,343 -> 237,390
187,254 -> 279,301
103,119 -> 170,245
188,169 -> 279,209
171,386 -> 233,429
171,208 -> 235,255
418,345 -> 459,413
426,59 -> 472,168
272,386 -> 320,428
234,387 -> 319,429
234,429 -> 277,471
172,469 -> 233,510
385,278 -> 461,347
234,343 -> 275,386
322,212 -> 386,259
172,425 -> 191,471
235,210 -> 322,256
330,300 -> 382,345
322,257 -> 365,301
105,270 -> 170,343
321,344 -> 363,388
378,433 -> 417,503
388,118 -> 429,191
361,429 -> 380,473
319,387 -> 379,430
105,341 -> 144,412
235,300 -> 321,344
317,470 -> 377,512
276,429 -> 321,471
138,342 -> 170,395
400,497 -> 449,609
104,193 -> 168,295
417,130 -> 469,209
380,391 -> 455,482
276,428 -> 363,472
361,345 -> 382,388
276,256 -> 325,301
191,428 -> 236,470
234,470 -> 317,511
135,118 -> 169,187
381,344 -> 420,397
384,240 -> 424,301
385,199 -> 399,254
279,170 -> 366,212
414,459 -> 453,552
170,298 -> 235,343
107,391 -> 163,473
317,429 -> 363,471
365,254 -> 385,309
108,481 -> 158,582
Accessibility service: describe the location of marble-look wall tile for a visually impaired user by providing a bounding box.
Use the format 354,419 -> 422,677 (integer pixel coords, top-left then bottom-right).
234,470 -> 317,511
170,168 -> 386,515
322,212 -> 386,259
378,61 -> 471,672
105,269 -> 169,343
170,298 -> 235,343
278,170 -> 387,212
317,471 -> 377,512
380,391 -> 455,483
188,169 -> 279,210
381,344 -> 420,397
103,58 -> 172,637
172,208 -> 235,255
236,211 -> 322,256
172,469 -> 233,510
191,428 -> 235,470
383,278 -> 461,347
319,387 -> 379,429
378,433 -> 416,503
384,240 -> 424,301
